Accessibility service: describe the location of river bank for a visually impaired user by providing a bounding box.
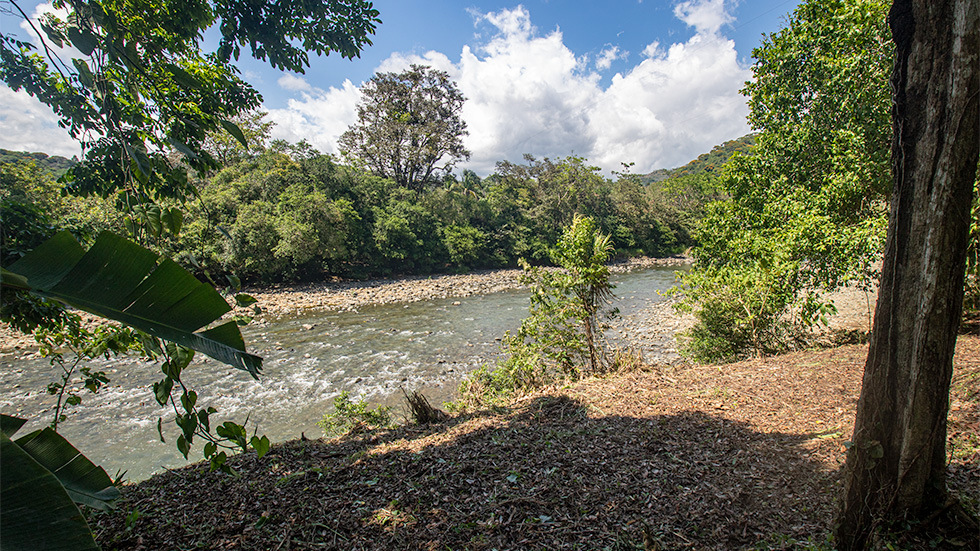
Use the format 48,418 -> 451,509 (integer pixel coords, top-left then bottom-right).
0,256 -> 691,353
246,255 -> 691,318
90,335 -> 980,550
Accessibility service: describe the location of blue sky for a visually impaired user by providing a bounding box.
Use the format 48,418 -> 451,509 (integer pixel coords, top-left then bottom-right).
1,0 -> 800,175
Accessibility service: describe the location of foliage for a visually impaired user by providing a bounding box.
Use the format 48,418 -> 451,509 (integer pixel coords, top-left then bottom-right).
679,0 -> 893,361
339,64 -> 470,191
174,151 -> 685,282
1,0 -> 379,213
638,134 -> 757,185
1,414 -> 119,551
1,1 -> 378,548
964,174 -> 980,314
460,216 -> 617,405
317,391 -> 393,436
201,110 -> 274,168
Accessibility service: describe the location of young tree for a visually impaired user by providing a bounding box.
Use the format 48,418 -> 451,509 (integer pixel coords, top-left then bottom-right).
510,215 -> 616,378
836,0 -> 979,548
339,64 -> 470,191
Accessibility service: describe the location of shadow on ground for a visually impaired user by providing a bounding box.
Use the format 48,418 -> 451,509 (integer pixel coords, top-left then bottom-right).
94,395 -> 839,550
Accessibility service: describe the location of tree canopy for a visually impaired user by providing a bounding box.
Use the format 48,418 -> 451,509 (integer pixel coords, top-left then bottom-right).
339,64 -> 470,191
1,0 -> 380,214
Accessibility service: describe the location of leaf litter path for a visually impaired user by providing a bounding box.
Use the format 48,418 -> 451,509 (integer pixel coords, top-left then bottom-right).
93,337 -> 979,550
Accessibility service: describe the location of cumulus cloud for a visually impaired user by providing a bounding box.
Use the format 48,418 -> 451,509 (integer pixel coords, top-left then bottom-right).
673,0 -> 734,36
277,74 -> 313,92
265,79 -> 362,155
596,46 -> 626,71
0,87 -> 80,157
263,0 -> 752,174
0,2 -> 85,157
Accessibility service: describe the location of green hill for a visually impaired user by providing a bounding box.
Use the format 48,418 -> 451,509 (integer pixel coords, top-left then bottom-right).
0,149 -> 77,177
638,134 -> 756,185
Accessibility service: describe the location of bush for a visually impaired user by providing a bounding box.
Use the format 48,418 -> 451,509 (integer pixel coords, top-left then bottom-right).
316,392 -> 393,436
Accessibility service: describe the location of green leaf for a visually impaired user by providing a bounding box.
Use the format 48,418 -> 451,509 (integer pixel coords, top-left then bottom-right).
176,435 -> 190,459
181,390 -> 198,412
5,231 -> 262,377
197,408 -> 211,432
123,143 -> 151,183
71,58 -> 95,89
161,207 -> 184,236
167,137 -> 198,160
0,414 -> 27,437
250,435 -> 270,458
39,21 -> 64,48
0,432 -> 100,551
235,293 -> 257,307
220,119 -> 248,148
157,417 -> 165,443
153,377 -> 173,406
167,64 -> 200,89
226,273 -> 241,291
13,428 -> 119,511
66,26 -> 97,56
0,268 -> 30,290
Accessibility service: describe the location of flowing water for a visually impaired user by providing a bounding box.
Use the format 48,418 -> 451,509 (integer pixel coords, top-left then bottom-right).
0,266 -> 683,481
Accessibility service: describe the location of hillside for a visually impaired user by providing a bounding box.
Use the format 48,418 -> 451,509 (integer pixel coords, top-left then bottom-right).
0,148 -> 76,176
639,134 -> 757,186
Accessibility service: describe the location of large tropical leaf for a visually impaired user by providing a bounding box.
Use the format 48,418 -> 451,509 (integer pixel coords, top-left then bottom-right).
0,415 -> 112,551
3,230 -> 262,377
15,427 -> 121,510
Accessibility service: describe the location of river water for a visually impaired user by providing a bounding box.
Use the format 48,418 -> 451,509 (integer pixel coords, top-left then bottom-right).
0,267 -> 683,481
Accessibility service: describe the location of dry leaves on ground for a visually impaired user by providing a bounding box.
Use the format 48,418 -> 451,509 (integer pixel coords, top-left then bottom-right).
92,337 -> 979,550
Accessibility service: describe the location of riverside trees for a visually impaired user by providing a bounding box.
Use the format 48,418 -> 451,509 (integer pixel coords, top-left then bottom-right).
679,0 -> 893,361
339,64 -> 470,191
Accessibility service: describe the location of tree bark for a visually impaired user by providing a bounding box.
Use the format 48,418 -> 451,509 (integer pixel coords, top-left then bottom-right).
836,1 -> 979,549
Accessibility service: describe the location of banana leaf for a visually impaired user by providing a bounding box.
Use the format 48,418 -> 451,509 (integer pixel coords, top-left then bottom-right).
3,230 -> 262,377
1,414 -> 115,551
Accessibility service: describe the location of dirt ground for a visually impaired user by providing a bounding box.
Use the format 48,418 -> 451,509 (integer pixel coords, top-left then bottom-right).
90,336 -> 979,550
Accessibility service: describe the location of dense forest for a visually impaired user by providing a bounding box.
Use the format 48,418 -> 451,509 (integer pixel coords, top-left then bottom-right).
2,132 -> 740,283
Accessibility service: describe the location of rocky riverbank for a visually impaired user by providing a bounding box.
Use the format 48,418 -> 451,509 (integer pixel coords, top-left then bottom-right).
246,255 -> 691,318
0,256 -> 691,353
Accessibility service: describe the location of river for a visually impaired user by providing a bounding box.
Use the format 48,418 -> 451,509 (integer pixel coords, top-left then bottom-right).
0,266 -> 684,481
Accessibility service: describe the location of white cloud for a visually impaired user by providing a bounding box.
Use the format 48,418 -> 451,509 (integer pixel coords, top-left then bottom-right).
0,2 -> 86,157
266,1 -> 752,175
265,80 -> 362,154
673,0 -> 734,36
0,86 -> 80,157
277,74 -> 313,92
596,46 -> 626,71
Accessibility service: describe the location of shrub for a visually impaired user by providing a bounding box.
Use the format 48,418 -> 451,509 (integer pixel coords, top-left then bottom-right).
317,392 -> 393,436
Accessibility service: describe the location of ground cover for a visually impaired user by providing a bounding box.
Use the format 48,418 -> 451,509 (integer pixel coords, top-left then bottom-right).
91,337 -> 979,550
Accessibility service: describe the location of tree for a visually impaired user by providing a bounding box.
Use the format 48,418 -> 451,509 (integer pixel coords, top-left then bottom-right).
201,109 -> 275,167
1,0 -> 379,227
339,64 -> 470,191
835,0 -> 979,548
679,0 -> 893,361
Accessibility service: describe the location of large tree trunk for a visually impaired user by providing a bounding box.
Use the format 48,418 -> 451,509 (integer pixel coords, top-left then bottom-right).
835,1 -> 979,549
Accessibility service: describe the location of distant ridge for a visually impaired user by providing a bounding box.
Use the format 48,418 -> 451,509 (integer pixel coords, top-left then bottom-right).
0,148 -> 77,176
638,134 -> 756,185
